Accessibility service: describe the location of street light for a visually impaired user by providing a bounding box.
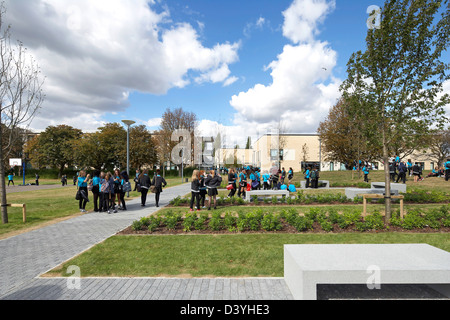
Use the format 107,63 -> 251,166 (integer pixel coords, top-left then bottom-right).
122,120 -> 136,182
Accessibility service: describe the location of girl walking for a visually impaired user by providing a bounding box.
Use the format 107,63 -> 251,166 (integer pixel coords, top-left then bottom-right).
151,169 -> 167,208
139,169 -> 151,206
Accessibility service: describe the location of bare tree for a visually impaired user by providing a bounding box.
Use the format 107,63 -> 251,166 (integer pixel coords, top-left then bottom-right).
0,3 -> 45,223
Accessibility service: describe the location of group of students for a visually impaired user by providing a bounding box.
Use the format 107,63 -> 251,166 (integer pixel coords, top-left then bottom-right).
227,165 -> 296,198
77,169 -> 131,214
190,169 -> 222,211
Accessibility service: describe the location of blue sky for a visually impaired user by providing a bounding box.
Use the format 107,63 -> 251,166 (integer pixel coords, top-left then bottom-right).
108,0 -> 385,129
5,0 -> 447,147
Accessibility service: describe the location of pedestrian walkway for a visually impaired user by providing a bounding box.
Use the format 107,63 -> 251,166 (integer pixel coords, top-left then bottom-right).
0,182 -> 293,300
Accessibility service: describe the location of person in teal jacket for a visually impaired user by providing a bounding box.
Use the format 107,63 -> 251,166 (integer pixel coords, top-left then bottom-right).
362,165 -> 370,183
445,158 -> 450,181
304,167 -> 311,189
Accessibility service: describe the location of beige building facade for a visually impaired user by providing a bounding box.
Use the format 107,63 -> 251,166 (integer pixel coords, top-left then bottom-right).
215,133 -> 439,173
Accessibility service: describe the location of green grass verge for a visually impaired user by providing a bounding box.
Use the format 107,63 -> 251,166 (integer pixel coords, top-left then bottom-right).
46,233 -> 450,278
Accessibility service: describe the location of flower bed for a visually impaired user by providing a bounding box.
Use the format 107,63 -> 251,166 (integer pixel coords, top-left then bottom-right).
120,205 -> 450,235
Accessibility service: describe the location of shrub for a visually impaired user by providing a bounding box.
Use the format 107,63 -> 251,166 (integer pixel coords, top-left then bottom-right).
163,211 -> 182,230
182,212 -> 197,232
194,212 -> 208,230
147,216 -> 160,232
319,220 -> 334,232
292,216 -> 313,232
209,212 -> 223,231
261,213 -> 282,232
236,211 -> 249,232
140,217 -> 151,227
224,212 -> 237,232
365,211 -> 385,230
246,209 -> 264,231
402,209 -> 426,230
132,220 -> 143,231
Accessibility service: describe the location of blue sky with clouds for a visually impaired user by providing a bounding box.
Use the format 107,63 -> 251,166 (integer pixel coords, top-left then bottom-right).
4,0 -> 447,147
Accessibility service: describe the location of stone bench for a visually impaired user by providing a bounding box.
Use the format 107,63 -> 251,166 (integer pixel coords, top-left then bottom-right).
300,180 -> 330,189
371,182 -> 407,194
345,188 -> 399,200
284,244 -> 450,300
245,190 -> 290,202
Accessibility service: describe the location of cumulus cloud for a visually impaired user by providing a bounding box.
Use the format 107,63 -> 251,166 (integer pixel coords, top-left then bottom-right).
229,0 -> 341,134
3,0 -> 240,132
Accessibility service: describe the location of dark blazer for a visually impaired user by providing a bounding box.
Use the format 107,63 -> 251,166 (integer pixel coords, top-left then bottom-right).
205,175 -> 222,188
151,175 -> 167,193
139,174 -> 151,189
191,179 -> 201,192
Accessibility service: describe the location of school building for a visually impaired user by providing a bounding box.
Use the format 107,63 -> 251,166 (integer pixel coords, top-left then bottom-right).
214,133 -> 439,173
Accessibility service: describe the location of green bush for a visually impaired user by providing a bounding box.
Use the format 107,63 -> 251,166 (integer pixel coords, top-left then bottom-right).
209,212 -> 223,231
182,212 -> 197,232
147,216 -> 160,232
364,211 -> 385,230
319,220 -> 334,232
292,216 -> 314,232
132,220 -> 143,231
194,212 -> 208,230
224,212 -> 237,232
402,209 -> 426,230
261,213 -> 282,232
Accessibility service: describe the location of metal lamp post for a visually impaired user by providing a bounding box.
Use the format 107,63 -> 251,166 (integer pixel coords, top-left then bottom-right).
122,120 -> 135,196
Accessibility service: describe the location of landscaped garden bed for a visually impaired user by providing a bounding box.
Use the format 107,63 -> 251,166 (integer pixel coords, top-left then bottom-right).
120,205 -> 450,236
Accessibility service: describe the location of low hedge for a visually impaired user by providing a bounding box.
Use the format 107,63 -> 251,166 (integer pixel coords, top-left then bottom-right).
130,205 -> 450,234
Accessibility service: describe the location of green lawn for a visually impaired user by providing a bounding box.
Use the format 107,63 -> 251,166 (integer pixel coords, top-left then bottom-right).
0,178 -> 187,239
46,233 -> 450,278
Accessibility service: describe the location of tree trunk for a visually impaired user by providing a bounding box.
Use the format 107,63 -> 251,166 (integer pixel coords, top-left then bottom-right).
382,130 -> 392,222
0,127 -> 8,224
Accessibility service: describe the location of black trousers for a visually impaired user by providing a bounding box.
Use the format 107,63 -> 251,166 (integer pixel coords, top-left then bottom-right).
190,191 -> 200,210
445,169 -> 450,181
141,188 -> 149,205
78,187 -> 88,209
396,172 -> 406,184
305,178 -> 310,188
155,192 -> 160,207
93,191 -> 100,211
119,191 -> 126,209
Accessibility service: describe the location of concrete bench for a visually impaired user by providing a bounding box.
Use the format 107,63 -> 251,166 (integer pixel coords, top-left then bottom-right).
371,182 -> 407,194
284,244 -> 450,300
245,190 -> 290,202
345,188 -> 399,200
300,180 -> 330,189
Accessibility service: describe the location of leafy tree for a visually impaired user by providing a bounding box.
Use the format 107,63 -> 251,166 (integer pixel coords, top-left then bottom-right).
30,125 -> 82,177
341,0 -> 450,220
129,125 -> 157,170
318,98 -> 381,170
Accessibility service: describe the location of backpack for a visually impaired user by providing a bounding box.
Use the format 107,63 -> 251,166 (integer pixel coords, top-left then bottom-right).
100,180 -> 110,193
311,170 -> 317,179
123,181 -> 132,192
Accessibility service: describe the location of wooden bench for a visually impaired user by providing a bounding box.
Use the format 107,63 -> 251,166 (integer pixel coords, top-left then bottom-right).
361,194 -> 404,219
245,190 -> 290,202
284,244 -> 450,300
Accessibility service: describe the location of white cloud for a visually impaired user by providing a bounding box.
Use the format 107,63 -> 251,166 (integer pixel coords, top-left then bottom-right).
282,0 -> 336,44
229,0 -> 340,134
3,0 -> 240,131
147,117 -> 162,128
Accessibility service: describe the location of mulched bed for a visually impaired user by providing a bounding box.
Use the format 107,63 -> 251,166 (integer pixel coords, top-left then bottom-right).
117,218 -> 450,236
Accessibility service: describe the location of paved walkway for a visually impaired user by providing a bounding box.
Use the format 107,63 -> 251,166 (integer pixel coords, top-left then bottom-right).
0,183 -> 293,300
0,183 -> 447,300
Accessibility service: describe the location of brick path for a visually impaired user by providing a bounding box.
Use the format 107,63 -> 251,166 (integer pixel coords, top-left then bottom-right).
0,182 -> 447,300
0,183 -> 292,300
